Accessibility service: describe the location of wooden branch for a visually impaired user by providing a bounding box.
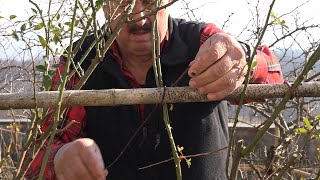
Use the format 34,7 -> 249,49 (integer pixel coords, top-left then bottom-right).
238,164 -> 312,178
0,82 -> 320,109
230,140 -> 244,180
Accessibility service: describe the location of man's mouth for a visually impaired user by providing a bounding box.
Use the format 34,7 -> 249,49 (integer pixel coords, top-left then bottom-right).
128,23 -> 152,34
131,30 -> 150,35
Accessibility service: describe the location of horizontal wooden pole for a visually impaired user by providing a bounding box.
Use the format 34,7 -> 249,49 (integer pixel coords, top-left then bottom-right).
0,82 -> 319,109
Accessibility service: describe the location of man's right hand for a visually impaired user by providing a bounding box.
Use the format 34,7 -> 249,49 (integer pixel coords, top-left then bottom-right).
54,138 -> 107,180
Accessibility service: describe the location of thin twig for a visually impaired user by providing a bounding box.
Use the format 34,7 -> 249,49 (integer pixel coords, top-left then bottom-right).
305,71 -> 320,82
138,146 -> 229,170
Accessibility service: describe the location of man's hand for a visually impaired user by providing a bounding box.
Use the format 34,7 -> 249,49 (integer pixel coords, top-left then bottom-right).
54,138 -> 107,180
188,33 -> 247,101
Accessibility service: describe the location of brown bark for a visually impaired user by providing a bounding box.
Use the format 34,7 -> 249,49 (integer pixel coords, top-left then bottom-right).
0,82 -> 319,109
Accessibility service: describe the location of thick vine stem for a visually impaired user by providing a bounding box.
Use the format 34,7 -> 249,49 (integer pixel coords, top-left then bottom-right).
230,140 -> 244,180
152,0 -> 182,179
36,0 -> 79,179
226,0 -> 277,177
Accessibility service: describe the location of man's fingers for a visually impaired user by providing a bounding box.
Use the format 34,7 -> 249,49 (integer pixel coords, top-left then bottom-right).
207,85 -> 236,101
197,68 -> 238,94
54,138 -> 107,180
70,155 -> 94,180
207,78 -> 244,101
189,54 -> 233,88
188,34 -> 229,77
187,33 -> 247,100
197,67 -> 245,100
77,139 -> 106,180
56,154 -> 93,180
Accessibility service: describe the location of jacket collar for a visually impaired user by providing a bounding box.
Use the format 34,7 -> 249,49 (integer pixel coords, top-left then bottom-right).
160,16 -> 190,66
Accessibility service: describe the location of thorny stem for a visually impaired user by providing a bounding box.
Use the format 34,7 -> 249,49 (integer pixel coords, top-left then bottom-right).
230,140 -> 244,180
14,116 -> 37,178
226,0 -> 277,178
52,0 -> 66,20
152,0 -> 182,179
14,121 -> 56,179
162,105 -> 182,180
62,1 -> 100,86
73,4 -> 135,90
152,20 -> 160,88
67,17 -> 93,80
89,0 -> 99,43
14,29 -> 42,178
47,0 -> 52,67
9,110 -> 18,165
37,1 -> 79,179
28,0 -> 51,85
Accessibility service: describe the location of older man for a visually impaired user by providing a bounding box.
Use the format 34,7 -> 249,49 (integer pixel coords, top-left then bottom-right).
26,0 -> 283,179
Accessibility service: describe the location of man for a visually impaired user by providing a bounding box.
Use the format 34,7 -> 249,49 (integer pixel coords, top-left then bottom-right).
26,0 -> 283,179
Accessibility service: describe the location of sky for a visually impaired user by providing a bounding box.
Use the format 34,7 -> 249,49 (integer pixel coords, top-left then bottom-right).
1,0 -> 319,30
0,0 -> 319,55
169,0 -> 320,47
170,0 -> 320,26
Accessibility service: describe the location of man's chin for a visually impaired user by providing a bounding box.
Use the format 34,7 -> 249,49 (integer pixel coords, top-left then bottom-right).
130,42 -> 152,50
130,32 -> 151,42
130,46 -> 153,56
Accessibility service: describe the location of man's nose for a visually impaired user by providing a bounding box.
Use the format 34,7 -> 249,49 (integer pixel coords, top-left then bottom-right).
131,2 -> 147,26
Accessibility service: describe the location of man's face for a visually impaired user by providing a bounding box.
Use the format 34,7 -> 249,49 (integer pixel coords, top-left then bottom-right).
103,0 -> 170,57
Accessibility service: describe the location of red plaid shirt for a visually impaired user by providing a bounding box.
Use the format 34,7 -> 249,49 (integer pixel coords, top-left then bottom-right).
25,23 -> 283,179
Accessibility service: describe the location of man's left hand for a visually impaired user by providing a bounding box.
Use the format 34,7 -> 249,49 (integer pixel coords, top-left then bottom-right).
188,33 -> 247,101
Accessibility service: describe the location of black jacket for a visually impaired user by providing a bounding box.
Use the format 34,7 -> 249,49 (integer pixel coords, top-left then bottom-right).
74,17 -> 229,180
